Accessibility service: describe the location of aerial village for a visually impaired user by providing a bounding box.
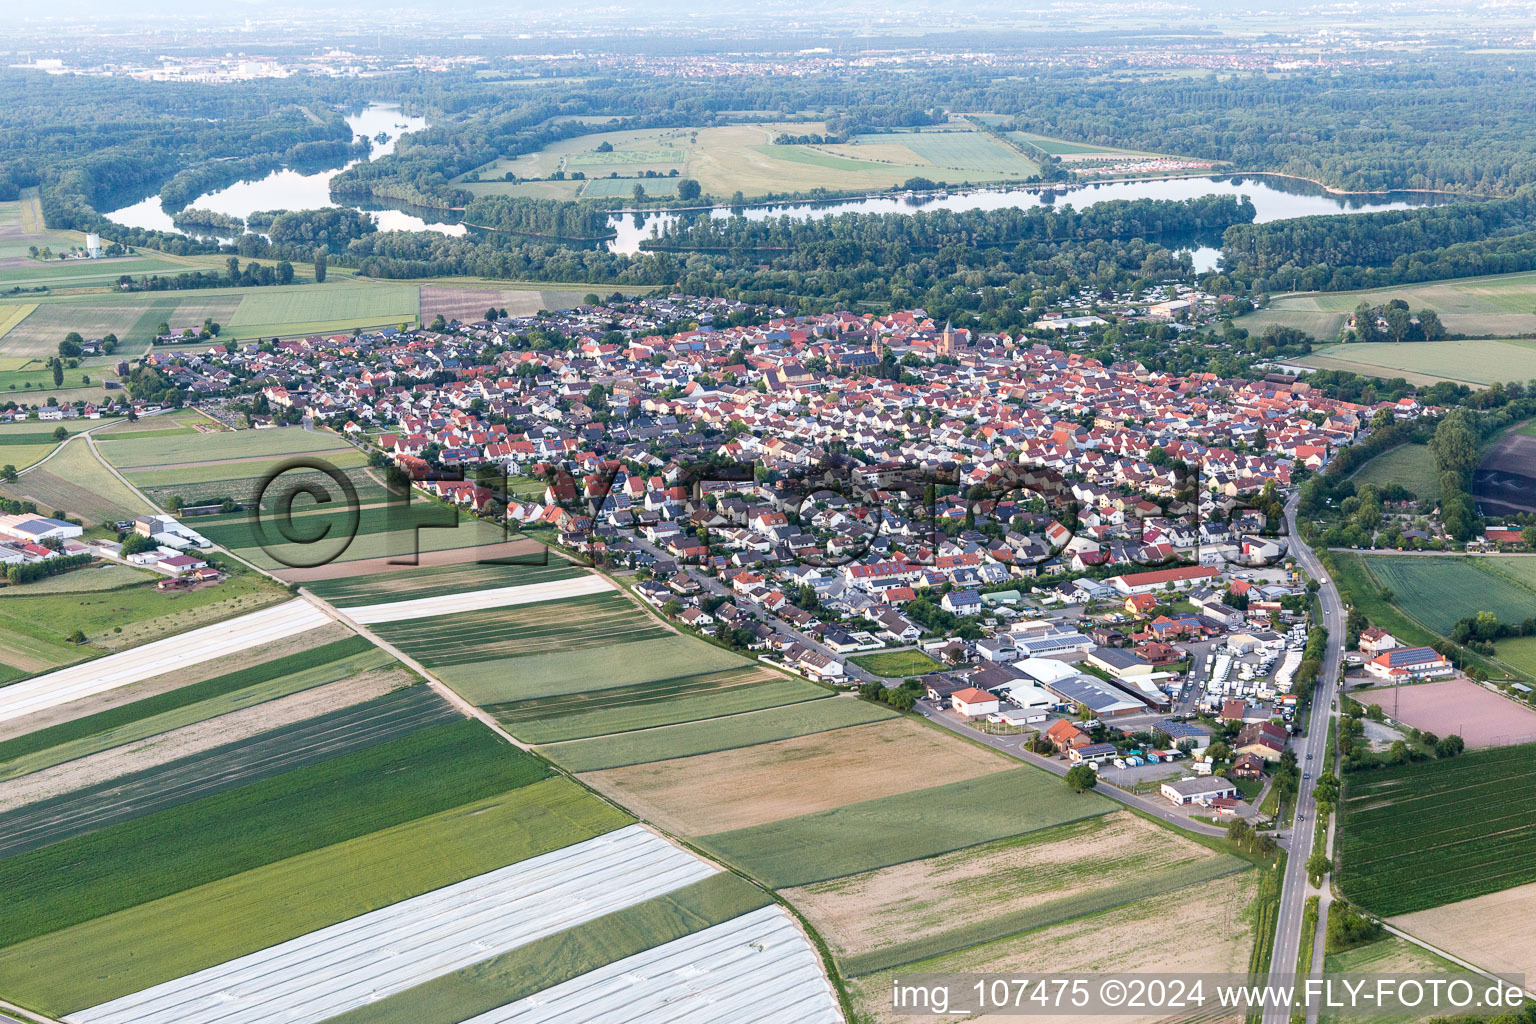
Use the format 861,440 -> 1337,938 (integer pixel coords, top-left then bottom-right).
63,289 -> 1467,821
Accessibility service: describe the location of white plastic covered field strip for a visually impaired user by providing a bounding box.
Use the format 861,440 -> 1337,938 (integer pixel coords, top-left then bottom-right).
455,904 -> 844,1024
67,824 -> 719,1024
342,574 -> 615,625
0,600 -> 331,725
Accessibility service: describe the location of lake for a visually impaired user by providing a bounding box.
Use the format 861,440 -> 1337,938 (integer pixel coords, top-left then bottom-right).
107,126 -> 1452,271
604,174 -> 1453,271
105,104 -> 468,238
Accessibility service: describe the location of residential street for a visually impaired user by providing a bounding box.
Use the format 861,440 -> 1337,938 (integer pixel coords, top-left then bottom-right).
1265,494 -> 1346,1024
915,700 -> 1233,839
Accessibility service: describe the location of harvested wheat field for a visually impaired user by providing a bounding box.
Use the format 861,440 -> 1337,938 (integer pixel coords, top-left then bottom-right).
849,869 -> 1257,1024
1390,880 -> 1536,983
578,718 -> 1011,836
786,810 -> 1225,961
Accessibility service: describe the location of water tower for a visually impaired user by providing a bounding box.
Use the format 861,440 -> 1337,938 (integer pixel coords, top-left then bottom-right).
85,233 -> 101,258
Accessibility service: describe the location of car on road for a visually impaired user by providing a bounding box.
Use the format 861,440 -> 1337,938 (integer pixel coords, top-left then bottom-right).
1306,753 -> 1313,759
1303,772 -> 1310,780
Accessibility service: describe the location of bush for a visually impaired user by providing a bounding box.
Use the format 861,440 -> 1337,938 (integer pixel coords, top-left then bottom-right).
1325,902 -> 1381,953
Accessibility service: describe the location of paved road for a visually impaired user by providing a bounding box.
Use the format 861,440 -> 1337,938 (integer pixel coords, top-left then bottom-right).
1264,494 -> 1346,1024
915,700 -> 1232,839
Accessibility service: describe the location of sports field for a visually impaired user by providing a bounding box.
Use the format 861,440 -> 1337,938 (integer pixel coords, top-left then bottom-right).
847,649 -> 941,677
1251,269 -> 1536,340
1297,339 -> 1536,387
1338,740 -> 1536,915
463,122 -> 1039,201
1355,677 -> 1536,748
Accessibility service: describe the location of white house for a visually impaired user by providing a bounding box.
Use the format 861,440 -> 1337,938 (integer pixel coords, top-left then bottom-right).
1161,777 -> 1238,806
950,687 -> 1001,718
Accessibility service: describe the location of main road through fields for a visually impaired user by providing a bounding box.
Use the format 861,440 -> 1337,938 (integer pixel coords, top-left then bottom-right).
1263,494 -> 1346,1024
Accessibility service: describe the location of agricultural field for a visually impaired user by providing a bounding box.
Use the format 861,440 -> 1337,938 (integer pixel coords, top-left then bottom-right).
461,122 -> 1040,202
786,809 -> 1248,976
418,283 -> 598,322
395,611 -> 750,705
1253,269 -> 1536,341
0,685 -> 461,856
1297,339 -> 1536,387
0,597 -> 325,723
1350,442 -> 1441,502
0,278 -> 423,358
304,558 -> 586,607
0,192 -> 80,260
1009,131 -> 1154,157
1338,740 -> 1536,915
1385,880 -> 1536,988
531,687 -> 890,767
0,774 -> 631,1016
696,766 -> 1109,888
96,424 -> 351,468
1354,554 -> 1536,635
847,868 -> 1258,1024
508,668 -> 848,750
371,905 -> 841,1024
343,572 -> 614,624
317,871 -> 773,1024
0,636 -> 395,781
1473,424 -> 1536,517
578,717 -> 1013,836
65,825 -> 720,1024
0,434 -> 150,526
847,649 -> 941,677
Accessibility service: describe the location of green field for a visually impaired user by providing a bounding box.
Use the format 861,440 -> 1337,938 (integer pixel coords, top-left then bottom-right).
1,435 -> 150,526
538,693 -> 896,769
1298,339 -> 1536,388
0,778 -> 628,1015
847,649 -> 942,677
0,279 -> 422,358
224,283 -> 420,338
321,872 -> 769,1024
96,425 -> 352,469
0,637 -> 390,781
464,122 -> 1038,202
0,719 -> 544,949
0,563 -> 151,595
497,667 -> 833,746
304,559 -> 586,607
1252,270 -> 1536,342
1356,555 -> 1536,634
373,591 -> 669,666
1009,131 -> 1151,156
1338,741 -> 1536,915
0,563 -> 286,653
696,767 -> 1113,888
1351,443 -> 1441,502
438,633 -> 752,705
